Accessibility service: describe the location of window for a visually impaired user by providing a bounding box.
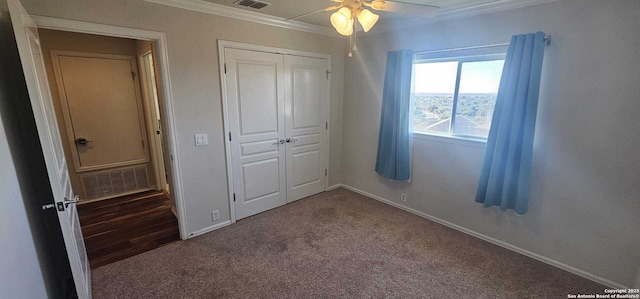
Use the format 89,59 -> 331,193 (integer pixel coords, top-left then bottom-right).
412,54 -> 505,140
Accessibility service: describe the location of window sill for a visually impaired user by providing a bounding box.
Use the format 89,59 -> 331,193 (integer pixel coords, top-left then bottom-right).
412,132 -> 487,148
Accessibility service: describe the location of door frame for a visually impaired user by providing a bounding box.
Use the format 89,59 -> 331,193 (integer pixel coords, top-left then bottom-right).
50,50 -> 151,173
217,40 -> 332,224
32,16 -> 189,240
137,49 -> 168,192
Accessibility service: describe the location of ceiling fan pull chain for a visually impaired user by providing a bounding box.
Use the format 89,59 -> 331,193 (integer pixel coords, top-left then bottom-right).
353,21 -> 358,52
348,28 -> 353,57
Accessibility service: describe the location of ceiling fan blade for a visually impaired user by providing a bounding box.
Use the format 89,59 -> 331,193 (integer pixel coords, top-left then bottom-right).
369,1 -> 439,17
284,5 -> 341,21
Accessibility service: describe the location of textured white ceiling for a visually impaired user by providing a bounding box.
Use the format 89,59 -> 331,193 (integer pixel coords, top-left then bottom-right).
201,0 -> 505,27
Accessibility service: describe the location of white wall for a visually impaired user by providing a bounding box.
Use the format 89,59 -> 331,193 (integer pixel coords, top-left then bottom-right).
0,106 -> 48,299
17,0 -> 346,235
342,0 -> 640,288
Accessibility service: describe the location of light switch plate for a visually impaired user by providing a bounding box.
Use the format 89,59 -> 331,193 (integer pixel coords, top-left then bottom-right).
194,133 -> 208,146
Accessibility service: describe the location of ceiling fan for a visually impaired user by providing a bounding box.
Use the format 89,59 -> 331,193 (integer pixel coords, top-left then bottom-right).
286,0 -> 440,34
286,0 -> 439,56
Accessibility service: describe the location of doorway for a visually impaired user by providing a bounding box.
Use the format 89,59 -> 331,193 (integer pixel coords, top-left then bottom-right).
9,2 -> 187,295
42,30 -> 167,202
38,29 -> 179,268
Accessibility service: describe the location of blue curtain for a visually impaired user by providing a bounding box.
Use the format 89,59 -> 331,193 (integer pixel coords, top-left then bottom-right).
475,32 -> 547,214
375,50 -> 413,180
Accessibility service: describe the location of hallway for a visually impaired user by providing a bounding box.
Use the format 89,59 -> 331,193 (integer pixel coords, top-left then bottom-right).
77,191 -> 180,268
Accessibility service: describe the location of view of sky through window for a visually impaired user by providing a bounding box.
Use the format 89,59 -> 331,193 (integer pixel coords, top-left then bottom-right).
412,59 -> 505,138
458,60 -> 503,93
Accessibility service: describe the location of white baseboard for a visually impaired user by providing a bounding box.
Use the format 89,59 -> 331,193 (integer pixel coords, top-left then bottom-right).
327,184 -> 342,191
187,220 -> 231,239
338,184 -> 628,289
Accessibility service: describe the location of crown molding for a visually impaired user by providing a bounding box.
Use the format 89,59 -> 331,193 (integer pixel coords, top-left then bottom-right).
368,0 -> 564,35
143,0 -> 337,37
438,0 -> 563,19
144,0 -> 563,38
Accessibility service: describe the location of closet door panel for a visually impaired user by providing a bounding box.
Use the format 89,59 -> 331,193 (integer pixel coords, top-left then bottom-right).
284,55 -> 328,202
225,48 -> 286,220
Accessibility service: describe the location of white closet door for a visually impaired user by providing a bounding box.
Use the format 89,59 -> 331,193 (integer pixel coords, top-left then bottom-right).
225,48 -> 286,220
284,55 -> 328,202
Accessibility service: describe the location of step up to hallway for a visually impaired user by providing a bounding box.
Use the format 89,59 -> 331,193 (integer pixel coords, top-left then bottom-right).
77,190 -> 180,269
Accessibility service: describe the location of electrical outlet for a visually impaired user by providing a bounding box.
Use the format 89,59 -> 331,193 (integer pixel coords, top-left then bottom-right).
400,193 -> 407,202
212,210 -> 220,221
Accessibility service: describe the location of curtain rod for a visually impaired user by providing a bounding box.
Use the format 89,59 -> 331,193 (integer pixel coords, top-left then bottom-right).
415,35 -> 551,56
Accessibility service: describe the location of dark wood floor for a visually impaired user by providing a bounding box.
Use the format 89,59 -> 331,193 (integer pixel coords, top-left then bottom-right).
77,190 -> 180,269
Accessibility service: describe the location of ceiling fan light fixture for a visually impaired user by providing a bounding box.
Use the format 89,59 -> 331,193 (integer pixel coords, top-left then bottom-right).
357,8 -> 379,32
330,7 -> 354,36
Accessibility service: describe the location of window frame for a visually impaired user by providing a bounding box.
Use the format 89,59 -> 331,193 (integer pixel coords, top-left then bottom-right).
411,53 -> 506,142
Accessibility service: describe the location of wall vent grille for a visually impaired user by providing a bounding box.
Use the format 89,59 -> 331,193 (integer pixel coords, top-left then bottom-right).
81,165 -> 151,199
234,0 -> 270,10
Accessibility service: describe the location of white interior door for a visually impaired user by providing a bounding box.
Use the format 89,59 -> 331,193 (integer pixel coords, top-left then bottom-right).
284,55 -> 328,202
8,0 -> 91,298
225,48 -> 286,220
52,52 -> 150,172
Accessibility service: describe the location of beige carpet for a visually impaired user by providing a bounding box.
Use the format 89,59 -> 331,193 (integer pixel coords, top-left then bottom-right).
92,188 -> 605,298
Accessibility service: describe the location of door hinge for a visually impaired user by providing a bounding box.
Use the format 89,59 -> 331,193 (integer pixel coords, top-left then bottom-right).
224,63 -> 227,74
141,139 -> 145,149
228,132 -> 232,141
326,122 -> 328,130
325,169 -> 328,176
170,154 -> 174,161
233,193 -> 236,202
326,70 -> 331,79
131,72 -> 136,80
